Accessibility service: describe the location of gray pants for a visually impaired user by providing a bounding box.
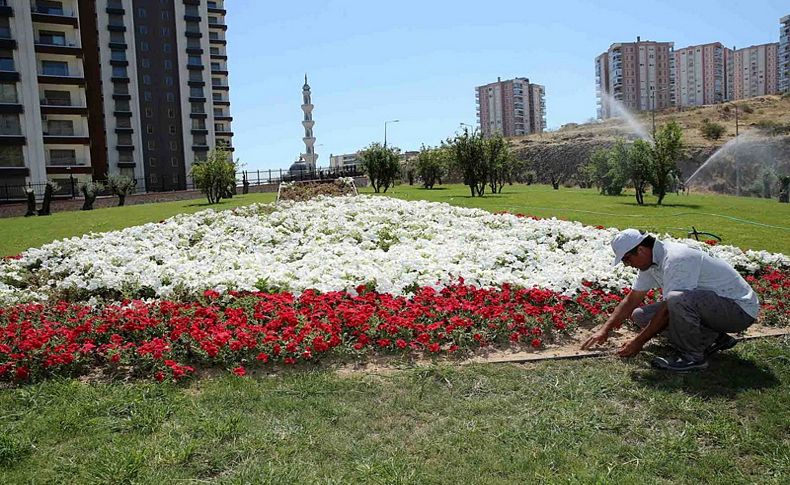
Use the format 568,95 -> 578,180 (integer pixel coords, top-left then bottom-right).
631,290 -> 755,361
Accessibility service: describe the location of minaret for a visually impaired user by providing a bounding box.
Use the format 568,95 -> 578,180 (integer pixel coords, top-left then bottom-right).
301,74 -> 317,170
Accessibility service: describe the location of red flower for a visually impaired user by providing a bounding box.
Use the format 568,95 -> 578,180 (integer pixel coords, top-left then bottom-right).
203,289 -> 221,299
704,239 -> 718,246
154,371 -> 165,382
255,352 -> 270,363
232,366 -> 246,377
531,338 -> 542,348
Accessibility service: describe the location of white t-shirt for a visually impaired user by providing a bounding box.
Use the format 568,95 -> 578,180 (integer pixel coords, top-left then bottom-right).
633,240 -> 760,318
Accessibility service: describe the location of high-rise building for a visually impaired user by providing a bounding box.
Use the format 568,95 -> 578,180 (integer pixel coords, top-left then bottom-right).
673,42 -> 730,107
475,77 -> 545,137
596,37 -> 674,119
779,15 -> 790,94
728,43 -> 779,100
0,0 -> 233,199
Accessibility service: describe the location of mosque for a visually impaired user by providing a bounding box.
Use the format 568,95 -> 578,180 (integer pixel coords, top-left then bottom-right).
289,75 -> 318,175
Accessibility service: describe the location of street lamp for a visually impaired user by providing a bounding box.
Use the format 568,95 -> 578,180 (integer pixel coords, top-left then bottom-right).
459,122 -> 475,133
650,86 -> 656,139
734,104 -> 740,196
384,119 -> 399,148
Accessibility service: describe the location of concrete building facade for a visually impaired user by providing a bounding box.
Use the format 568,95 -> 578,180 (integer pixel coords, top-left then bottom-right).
729,43 -> 779,100
475,77 -> 545,137
596,37 -> 674,119
673,42 -> 730,107
779,15 -> 789,93
0,0 -> 233,200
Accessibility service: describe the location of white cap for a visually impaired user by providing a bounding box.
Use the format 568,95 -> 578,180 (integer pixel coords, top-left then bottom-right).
611,229 -> 648,266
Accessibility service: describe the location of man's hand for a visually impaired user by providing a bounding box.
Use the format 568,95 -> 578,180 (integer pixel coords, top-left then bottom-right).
617,338 -> 644,358
581,328 -> 610,350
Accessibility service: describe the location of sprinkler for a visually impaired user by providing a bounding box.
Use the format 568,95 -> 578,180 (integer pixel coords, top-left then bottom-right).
688,226 -> 722,242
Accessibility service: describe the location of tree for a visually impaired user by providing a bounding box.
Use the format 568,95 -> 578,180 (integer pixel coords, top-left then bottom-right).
624,139 -> 653,205
190,148 -> 237,204
700,118 -> 725,140
107,174 -> 137,206
650,121 -> 683,205
37,181 -> 58,216
584,145 -> 629,196
359,143 -> 400,193
79,181 -> 105,210
483,133 -> 515,194
415,145 -> 448,189
450,128 -> 487,196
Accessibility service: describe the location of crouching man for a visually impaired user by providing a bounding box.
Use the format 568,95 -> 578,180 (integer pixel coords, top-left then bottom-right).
581,229 -> 759,372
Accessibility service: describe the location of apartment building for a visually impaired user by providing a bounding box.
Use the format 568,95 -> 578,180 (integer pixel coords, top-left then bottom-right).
0,0 -> 233,199
475,77 -> 545,137
779,15 -> 789,93
728,43 -> 779,100
673,42 -> 730,107
595,37 -> 674,119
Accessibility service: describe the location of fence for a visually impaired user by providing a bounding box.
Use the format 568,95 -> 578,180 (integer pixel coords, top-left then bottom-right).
0,164 -> 365,203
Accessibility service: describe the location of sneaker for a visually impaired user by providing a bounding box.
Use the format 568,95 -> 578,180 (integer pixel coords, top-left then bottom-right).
704,333 -> 738,357
651,354 -> 709,372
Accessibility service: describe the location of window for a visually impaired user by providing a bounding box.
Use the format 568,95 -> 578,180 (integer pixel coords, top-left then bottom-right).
187,37 -> 201,49
146,124 -> 153,134
112,66 -> 127,77
0,18 -> 10,40
188,55 -> 201,65
0,83 -> 17,103
49,149 -> 77,165
163,43 -> 171,53
168,108 -> 175,118
145,108 -> 153,117
0,49 -> 15,71
43,89 -> 70,106
170,141 -> 178,151
212,92 -> 222,101
193,134 -> 207,145
46,119 -> 74,136
185,5 -> 200,16
149,156 -> 157,167
161,27 -> 170,36
186,21 -> 200,33
191,102 -> 204,113
137,7 -> 146,17
0,146 -> 24,167
110,31 -> 125,44
42,60 -> 69,76
189,72 -> 203,82
209,16 -> 219,25
165,76 -> 173,86
213,107 -> 223,116
211,62 -> 221,71
141,58 -> 150,68
147,140 -> 155,149
163,59 -> 172,70
143,91 -> 152,101
150,174 -> 158,184
166,92 -> 175,102
38,30 -> 67,46
116,117 -> 131,128
111,49 -> 126,61
192,118 -> 206,129
138,25 -> 148,35
142,74 -> 151,85
0,114 -> 21,135
171,156 -> 179,167
120,166 -> 135,178
210,47 -> 220,55
169,125 -> 176,134
118,133 -> 133,145
212,77 -> 223,86
190,87 -> 204,98
161,11 -> 170,20
139,41 -> 149,52
172,173 -> 179,184
115,99 -> 130,111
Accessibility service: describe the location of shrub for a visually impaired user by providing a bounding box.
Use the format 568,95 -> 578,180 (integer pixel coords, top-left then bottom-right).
190,148 -> 237,204
107,175 -> 137,206
700,118 -> 725,140
79,181 -> 105,211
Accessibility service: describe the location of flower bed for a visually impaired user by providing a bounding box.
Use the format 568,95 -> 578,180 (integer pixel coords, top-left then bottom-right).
1,195 -> 788,382
276,177 -> 357,203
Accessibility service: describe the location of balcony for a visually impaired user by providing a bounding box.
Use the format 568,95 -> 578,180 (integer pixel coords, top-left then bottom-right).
38,66 -> 85,85
34,40 -> 82,56
31,5 -> 79,27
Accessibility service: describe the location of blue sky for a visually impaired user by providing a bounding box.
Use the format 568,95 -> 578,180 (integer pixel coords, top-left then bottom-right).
226,0 -> 788,171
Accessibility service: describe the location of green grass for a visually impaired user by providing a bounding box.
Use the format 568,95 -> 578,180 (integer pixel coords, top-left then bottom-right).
1,338 -> 788,483
0,192 -> 275,257
374,184 -> 790,255
1,183 -> 789,482
2,184 -> 787,257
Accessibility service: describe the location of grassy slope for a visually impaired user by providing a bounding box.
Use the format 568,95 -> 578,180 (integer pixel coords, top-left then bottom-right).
2,184 -> 789,256
0,185 -> 788,482
1,339 -> 787,483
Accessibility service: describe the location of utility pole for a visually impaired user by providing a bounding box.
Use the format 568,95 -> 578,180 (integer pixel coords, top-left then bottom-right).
384,119 -> 399,148
735,104 -> 740,196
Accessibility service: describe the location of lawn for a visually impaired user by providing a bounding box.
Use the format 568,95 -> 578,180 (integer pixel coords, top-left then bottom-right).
1,184 -> 788,482
1,338 -> 788,483
2,184 -> 788,256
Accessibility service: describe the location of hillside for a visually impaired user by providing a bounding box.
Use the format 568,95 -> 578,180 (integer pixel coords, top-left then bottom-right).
511,94 -> 790,195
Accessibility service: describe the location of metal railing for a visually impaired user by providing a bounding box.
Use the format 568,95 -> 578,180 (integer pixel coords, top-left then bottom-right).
0,164 -> 365,203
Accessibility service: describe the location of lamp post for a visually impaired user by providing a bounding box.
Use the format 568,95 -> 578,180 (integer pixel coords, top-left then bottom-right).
384,119 -> 399,148
459,122 -> 475,133
735,104 -> 740,196
650,86 -> 656,139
